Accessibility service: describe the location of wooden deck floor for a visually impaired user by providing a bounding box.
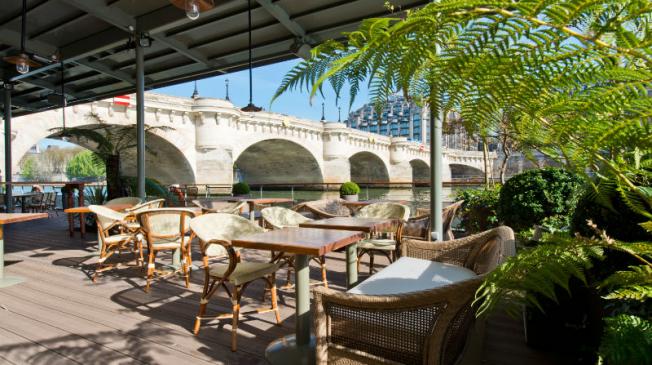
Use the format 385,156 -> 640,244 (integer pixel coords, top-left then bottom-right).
0,215 -> 556,365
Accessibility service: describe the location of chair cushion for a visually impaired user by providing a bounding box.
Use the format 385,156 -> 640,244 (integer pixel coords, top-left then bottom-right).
357,238 -> 397,250
348,257 -> 476,295
103,233 -> 136,244
209,261 -> 281,286
149,235 -> 192,249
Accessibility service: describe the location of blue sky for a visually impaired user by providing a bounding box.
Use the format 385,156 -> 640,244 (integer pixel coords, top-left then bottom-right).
43,59 -> 370,149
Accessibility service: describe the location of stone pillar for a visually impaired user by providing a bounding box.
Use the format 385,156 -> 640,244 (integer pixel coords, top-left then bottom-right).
389,137 -> 412,186
322,123 -> 351,185
193,98 -> 240,185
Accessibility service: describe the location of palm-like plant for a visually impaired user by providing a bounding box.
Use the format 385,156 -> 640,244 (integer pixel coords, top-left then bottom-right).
273,0 -> 652,362
50,112 -> 172,199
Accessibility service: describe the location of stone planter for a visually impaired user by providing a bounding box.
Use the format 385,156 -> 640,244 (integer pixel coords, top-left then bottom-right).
341,194 -> 358,202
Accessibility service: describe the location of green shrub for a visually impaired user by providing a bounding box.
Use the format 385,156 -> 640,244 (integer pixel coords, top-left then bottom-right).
497,168 -> 583,232
66,150 -> 105,180
455,186 -> 501,233
121,176 -> 170,199
571,189 -> 651,242
232,182 -> 250,195
340,181 -> 361,196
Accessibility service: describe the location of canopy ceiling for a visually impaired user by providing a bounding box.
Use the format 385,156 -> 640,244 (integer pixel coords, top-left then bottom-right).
0,0 -> 428,117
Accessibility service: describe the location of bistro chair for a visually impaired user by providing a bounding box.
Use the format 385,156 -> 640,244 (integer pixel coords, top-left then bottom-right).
25,192 -> 45,212
294,198 -> 354,219
355,202 -> 410,275
136,208 -> 196,292
192,199 -> 246,215
89,205 -> 143,283
313,226 -> 515,365
123,198 -> 166,232
414,200 -> 464,241
105,196 -> 143,206
185,186 -> 200,205
261,206 -> 329,287
189,213 -> 283,351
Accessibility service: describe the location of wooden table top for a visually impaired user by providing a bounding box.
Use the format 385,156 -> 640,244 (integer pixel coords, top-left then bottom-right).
0,213 -> 49,225
232,227 -> 365,256
64,203 -> 134,214
299,217 -> 397,233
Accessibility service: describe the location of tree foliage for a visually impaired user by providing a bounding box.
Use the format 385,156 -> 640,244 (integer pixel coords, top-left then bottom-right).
66,150 -> 105,180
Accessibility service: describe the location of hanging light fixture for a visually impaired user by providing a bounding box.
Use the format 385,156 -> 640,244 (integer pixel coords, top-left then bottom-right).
169,0 -> 215,20
3,0 -> 40,74
241,0 -> 262,112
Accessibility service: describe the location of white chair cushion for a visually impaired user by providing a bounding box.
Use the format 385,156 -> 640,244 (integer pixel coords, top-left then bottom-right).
357,238 -> 397,250
103,233 -> 136,244
348,257 -> 476,295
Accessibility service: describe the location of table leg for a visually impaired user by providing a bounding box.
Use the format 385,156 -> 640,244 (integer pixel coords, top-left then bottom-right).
265,254 -> 316,365
346,243 -> 359,289
80,213 -> 86,238
0,225 -> 24,288
68,213 -> 74,237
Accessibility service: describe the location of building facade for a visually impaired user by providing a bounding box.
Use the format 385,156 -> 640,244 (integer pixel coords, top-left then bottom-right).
346,93 -> 479,151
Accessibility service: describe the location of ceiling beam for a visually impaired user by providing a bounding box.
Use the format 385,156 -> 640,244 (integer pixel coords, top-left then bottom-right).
60,0 -> 215,68
74,59 -> 151,85
255,0 -> 315,43
18,77 -> 90,100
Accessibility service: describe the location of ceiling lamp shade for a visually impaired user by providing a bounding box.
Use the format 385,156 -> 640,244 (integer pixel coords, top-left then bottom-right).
170,0 -> 215,20
3,53 -> 39,74
3,0 -> 40,74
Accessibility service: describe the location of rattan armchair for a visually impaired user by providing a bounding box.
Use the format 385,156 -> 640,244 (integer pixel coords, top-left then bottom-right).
123,198 -> 166,232
413,200 -> 464,241
355,202 -> 410,274
189,213 -> 282,351
136,208 -> 196,292
192,199 -> 246,215
261,206 -> 329,287
313,226 -> 515,365
89,205 -> 143,282
105,196 -> 143,206
295,199 -> 355,219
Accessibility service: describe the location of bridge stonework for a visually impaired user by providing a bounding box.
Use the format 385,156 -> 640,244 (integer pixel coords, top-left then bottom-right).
1,93 -> 494,186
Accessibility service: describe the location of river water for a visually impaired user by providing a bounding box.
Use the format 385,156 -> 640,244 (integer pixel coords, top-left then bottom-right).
252,186 -> 478,212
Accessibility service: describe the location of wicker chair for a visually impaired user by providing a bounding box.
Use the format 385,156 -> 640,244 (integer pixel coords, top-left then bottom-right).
89,205 -> 143,282
136,208 -> 196,292
105,196 -> 143,206
189,213 -> 282,351
313,226 -> 516,365
192,199 -> 246,215
355,202 -> 411,275
123,198 -> 166,232
414,200 -> 464,241
295,199 -> 355,219
261,206 -> 329,287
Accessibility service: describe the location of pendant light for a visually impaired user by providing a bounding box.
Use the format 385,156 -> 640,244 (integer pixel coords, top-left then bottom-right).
241,0 -> 262,112
3,0 -> 40,74
169,0 -> 215,20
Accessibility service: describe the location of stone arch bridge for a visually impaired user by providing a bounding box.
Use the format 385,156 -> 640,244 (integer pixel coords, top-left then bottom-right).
1,93 -> 495,187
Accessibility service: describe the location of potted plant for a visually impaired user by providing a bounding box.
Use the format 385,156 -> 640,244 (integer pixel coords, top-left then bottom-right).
339,181 -> 360,202
232,182 -> 250,197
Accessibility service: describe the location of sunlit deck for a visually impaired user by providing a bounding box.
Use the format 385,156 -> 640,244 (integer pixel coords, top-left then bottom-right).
0,216 -> 555,364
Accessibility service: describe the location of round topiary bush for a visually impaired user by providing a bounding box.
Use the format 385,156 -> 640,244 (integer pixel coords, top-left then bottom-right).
571,189 -> 651,242
455,186 -> 501,233
232,182 -> 250,196
497,168 -> 583,231
339,181 -> 361,196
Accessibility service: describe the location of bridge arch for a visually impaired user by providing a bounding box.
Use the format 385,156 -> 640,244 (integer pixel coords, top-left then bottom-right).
234,139 -> 324,185
349,151 -> 389,184
449,163 -> 484,179
410,159 -> 430,185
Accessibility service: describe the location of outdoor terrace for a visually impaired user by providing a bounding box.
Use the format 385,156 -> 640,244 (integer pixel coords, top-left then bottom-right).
0,215 -> 556,364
